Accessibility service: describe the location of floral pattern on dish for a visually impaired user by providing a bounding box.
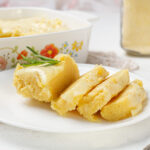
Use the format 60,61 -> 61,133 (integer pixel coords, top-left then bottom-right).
40,44 -> 59,58
0,56 -> 7,70
72,41 -> 83,52
17,50 -> 28,60
0,40 -> 84,70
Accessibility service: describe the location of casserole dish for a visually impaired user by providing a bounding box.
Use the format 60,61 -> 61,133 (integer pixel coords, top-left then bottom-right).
0,7 -> 92,70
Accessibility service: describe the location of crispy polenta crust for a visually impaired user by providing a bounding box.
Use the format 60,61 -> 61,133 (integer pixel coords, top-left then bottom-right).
77,70 -> 130,121
100,80 -> 147,121
51,65 -> 109,115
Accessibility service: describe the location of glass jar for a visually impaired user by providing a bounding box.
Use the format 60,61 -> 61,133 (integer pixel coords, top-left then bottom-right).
121,0 -> 150,56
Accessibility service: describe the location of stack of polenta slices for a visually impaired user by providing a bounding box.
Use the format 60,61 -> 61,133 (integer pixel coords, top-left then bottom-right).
14,54 -> 147,122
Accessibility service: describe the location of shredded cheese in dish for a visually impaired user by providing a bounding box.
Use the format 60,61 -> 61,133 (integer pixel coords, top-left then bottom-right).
0,17 -> 69,38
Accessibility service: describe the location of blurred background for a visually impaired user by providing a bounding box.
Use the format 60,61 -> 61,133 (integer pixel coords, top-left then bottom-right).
0,0 -> 121,12
0,0 -> 123,50
0,0 -> 122,52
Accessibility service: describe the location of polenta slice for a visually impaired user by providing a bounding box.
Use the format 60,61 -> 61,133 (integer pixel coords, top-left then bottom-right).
101,80 -> 147,121
13,54 -> 79,102
77,70 -> 129,121
51,65 -> 109,115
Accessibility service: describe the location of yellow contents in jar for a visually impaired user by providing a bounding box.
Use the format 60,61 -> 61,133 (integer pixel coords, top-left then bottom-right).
122,0 -> 150,55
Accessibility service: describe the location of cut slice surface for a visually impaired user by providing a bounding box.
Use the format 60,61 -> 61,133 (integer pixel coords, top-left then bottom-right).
77,70 -> 130,121
51,65 -> 109,115
13,54 -> 79,102
101,80 -> 147,121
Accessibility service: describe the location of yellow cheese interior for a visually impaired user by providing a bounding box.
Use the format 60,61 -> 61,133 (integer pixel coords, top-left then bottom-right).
51,65 -> 109,115
122,0 -> 150,54
77,70 -> 129,121
13,54 -> 79,102
101,80 -> 147,121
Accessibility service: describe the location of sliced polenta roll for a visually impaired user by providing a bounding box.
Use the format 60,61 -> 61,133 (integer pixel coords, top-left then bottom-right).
77,70 -> 129,121
13,54 -> 79,102
101,80 -> 147,121
51,65 -> 109,115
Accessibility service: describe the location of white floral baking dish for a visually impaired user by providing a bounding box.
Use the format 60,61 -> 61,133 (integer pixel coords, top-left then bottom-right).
0,7 -> 92,70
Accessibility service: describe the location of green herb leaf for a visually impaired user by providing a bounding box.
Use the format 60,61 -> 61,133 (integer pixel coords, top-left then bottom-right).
34,54 -> 56,61
20,46 -> 60,67
26,46 -> 39,55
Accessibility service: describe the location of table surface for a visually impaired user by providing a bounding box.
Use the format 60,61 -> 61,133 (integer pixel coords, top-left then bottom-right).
0,12 -> 150,150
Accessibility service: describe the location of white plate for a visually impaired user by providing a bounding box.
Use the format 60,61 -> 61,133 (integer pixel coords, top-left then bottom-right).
0,64 -> 150,133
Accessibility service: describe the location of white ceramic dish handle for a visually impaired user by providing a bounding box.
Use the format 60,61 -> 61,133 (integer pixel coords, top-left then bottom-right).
63,10 -> 99,23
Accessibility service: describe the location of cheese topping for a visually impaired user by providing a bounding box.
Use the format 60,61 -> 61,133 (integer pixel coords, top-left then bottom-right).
0,17 -> 69,38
